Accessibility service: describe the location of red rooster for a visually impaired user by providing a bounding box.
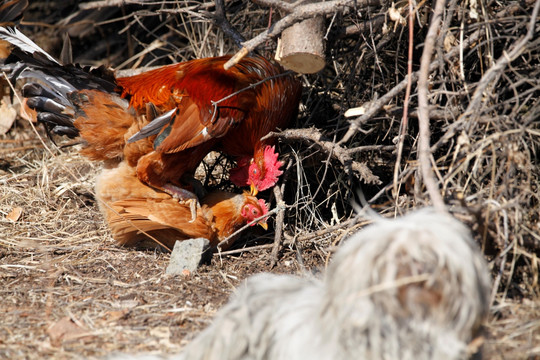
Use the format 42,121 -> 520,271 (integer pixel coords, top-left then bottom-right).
118,56 -> 302,195
1,25 -> 301,198
0,4 -> 274,248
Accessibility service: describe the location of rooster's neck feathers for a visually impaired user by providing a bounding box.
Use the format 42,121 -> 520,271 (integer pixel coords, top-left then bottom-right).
262,145 -> 283,187
229,156 -> 251,187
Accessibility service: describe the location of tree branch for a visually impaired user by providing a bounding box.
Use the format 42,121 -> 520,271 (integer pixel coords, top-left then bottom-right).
416,0 -> 447,212
263,128 -> 381,184
464,0 -> 540,116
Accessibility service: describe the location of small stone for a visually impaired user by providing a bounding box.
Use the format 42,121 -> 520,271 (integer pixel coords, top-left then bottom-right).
166,238 -> 212,275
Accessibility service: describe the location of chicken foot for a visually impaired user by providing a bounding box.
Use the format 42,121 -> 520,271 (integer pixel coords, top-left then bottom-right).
161,183 -> 200,222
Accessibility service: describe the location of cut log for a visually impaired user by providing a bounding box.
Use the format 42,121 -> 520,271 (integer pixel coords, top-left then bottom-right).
275,14 -> 326,74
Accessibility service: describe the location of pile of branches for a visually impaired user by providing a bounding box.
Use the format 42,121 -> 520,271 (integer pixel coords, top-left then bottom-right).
16,0 -> 540,298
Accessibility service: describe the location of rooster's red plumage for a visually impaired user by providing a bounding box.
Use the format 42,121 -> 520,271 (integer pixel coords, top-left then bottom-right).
0,4 -> 280,248
1,26 -> 301,197
117,56 -> 302,195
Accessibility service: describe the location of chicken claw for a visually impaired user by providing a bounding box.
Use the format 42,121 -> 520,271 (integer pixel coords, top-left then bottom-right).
161,184 -> 200,222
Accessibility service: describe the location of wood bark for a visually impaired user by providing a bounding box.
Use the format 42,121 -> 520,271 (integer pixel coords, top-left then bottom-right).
275,10 -> 326,74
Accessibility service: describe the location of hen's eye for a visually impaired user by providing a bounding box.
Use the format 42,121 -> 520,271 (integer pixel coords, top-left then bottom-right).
252,168 -> 258,175
252,208 -> 259,215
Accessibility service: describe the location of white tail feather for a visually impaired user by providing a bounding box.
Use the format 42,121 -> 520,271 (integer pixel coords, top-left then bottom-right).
0,26 -> 58,63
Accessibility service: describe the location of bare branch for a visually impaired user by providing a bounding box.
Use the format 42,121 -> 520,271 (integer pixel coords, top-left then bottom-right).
211,0 -> 246,48
270,185 -> 285,267
339,27 -> 484,144
417,0 -> 447,212
264,128 -> 381,184
392,0 -> 415,206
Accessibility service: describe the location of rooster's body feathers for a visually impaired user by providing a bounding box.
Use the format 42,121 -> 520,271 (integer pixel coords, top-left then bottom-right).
0,8 -> 275,248
2,29 -> 301,193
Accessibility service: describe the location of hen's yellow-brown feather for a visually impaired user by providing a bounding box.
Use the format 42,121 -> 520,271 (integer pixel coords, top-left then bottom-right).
95,162 -> 264,249
106,197 -> 217,248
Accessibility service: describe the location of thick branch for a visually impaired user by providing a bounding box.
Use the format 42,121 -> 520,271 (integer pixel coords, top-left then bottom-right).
252,0 -> 296,12
417,0 -> 447,212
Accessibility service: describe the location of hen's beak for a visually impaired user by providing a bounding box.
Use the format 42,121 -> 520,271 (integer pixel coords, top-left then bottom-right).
258,220 -> 268,230
250,183 -> 258,196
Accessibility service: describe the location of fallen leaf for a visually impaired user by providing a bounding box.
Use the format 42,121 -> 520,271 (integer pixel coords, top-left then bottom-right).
0,96 -> 17,135
47,316 -> 93,347
344,106 -> 366,117
19,98 -> 37,123
6,207 -> 22,222
105,309 -> 131,322
388,5 -> 406,25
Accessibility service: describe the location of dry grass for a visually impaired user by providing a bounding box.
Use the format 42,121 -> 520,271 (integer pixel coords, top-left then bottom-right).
1,0 -> 540,358
0,135 -> 325,359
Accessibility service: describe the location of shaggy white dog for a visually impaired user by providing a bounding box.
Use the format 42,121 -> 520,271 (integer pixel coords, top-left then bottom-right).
112,208 -> 491,360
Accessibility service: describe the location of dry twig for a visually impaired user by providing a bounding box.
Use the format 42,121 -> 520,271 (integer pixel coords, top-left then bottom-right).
416,0 -> 447,211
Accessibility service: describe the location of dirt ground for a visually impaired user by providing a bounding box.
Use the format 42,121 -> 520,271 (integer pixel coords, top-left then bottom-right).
0,132 -> 333,359
0,130 -> 538,359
